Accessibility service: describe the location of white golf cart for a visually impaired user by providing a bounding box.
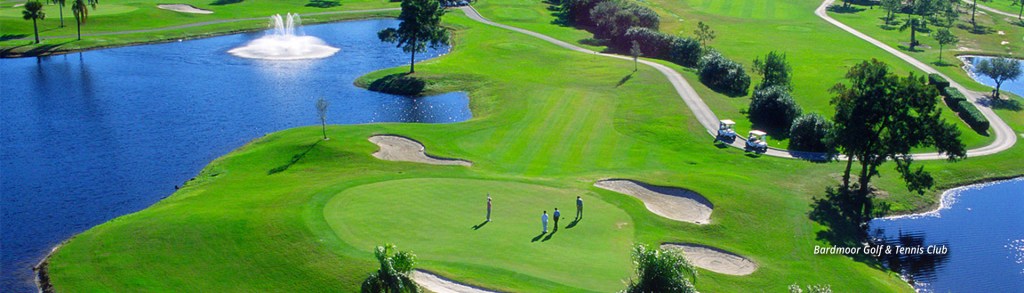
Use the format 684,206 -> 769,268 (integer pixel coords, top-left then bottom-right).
745,130 -> 768,153
716,119 -> 737,142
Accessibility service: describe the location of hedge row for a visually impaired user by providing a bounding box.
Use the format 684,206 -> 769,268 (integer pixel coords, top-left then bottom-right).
943,87 -> 989,132
620,27 -> 701,67
928,73 -> 950,91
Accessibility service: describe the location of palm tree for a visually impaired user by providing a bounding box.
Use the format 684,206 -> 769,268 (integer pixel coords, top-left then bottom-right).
624,244 -> 698,293
50,0 -> 65,27
71,0 -> 96,40
361,244 -> 420,293
22,1 -> 45,44
899,17 -> 922,51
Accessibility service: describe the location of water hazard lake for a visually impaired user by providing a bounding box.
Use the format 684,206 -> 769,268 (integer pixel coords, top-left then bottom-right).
961,56 -> 1024,98
870,178 -> 1024,292
0,18 -> 469,292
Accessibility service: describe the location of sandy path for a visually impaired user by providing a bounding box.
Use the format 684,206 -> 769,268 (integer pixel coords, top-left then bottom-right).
594,179 -> 712,224
661,243 -> 758,276
368,135 -> 472,166
412,270 -> 498,293
460,5 -> 1016,161
157,4 -> 213,14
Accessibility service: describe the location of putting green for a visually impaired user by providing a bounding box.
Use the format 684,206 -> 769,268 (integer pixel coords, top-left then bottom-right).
324,178 -> 634,292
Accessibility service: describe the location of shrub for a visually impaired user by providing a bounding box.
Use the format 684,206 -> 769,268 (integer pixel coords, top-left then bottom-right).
620,28 -> 701,67
941,87 -> 989,132
589,0 -> 659,40
666,37 -> 701,67
367,73 -> 427,96
699,50 -> 751,96
748,85 -> 802,132
306,0 -> 340,7
928,73 -> 949,91
559,0 -> 603,26
788,113 -> 833,152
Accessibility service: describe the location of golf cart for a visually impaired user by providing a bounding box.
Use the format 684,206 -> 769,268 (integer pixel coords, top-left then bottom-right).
745,130 -> 768,153
716,119 -> 737,142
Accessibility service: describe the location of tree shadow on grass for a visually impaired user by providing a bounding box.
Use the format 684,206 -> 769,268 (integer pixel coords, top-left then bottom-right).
809,185 -> 889,270
0,34 -> 28,41
979,96 -> 1023,111
267,140 -> 321,175
472,220 -> 488,230
616,73 -> 634,87
210,0 -> 243,5
368,73 -> 426,96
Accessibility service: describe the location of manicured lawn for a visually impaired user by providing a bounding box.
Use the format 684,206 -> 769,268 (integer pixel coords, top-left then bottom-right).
977,0 -> 1024,16
42,3 -> 1024,293
0,0 -> 398,55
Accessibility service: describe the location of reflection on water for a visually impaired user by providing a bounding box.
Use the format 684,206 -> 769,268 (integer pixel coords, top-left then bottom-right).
0,19 -> 468,292
960,56 -> 1024,98
869,178 -> 1024,292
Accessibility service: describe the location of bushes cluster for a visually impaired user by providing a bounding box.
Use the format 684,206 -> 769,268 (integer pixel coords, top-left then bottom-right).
748,85 -> 802,132
927,73 -> 949,91
306,0 -> 340,7
560,0 -> 658,37
942,87 -> 990,132
699,50 -> 751,96
788,113 -> 834,152
620,27 -> 701,67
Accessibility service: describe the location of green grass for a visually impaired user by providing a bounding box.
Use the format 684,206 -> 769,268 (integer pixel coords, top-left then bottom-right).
43,2 -> 1024,293
977,0 -> 1024,16
0,0 -> 398,55
325,178 -> 634,292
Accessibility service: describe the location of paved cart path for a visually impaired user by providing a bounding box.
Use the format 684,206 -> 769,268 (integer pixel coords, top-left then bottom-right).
461,1 -> 1016,161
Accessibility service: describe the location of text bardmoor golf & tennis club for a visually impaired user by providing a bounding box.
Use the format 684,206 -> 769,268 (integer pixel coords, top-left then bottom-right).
813,245 -> 948,257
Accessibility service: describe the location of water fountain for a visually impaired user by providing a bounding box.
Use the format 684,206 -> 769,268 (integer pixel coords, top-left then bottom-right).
228,13 -> 340,60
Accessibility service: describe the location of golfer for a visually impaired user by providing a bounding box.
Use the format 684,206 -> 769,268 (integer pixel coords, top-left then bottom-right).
553,208 -> 561,229
542,210 -> 549,233
486,194 -> 492,222
576,196 -> 583,219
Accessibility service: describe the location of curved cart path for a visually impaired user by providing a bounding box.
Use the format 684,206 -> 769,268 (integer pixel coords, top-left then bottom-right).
461,4 -> 1015,161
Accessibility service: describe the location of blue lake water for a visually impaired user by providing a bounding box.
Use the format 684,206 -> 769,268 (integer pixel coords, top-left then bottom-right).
0,18 -> 469,292
961,56 -> 1024,98
869,178 -> 1024,292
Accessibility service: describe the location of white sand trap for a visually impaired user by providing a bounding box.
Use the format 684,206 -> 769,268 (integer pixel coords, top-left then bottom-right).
412,270 -> 497,293
661,243 -> 758,276
594,179 -> 713,224
157,4 -> 213,14
368,135 -> 472,166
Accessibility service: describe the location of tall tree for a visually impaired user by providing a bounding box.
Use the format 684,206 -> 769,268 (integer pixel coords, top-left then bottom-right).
1018,0 -> 1023,19
378,0 -> 449,73
829,60 -> 965,224
361,244 -> 420,293
899,17 -> 923,50
71,0 -> 97,41
22,1 -> 45,44
630,40 -> 641,72
693,21 -> 715,49
976,57 -> 1023,100
315,97 -> 329,140
900,0 -> 937,51
970,0 -> 990,28
752,51 -> 792,90
932,28 -> 958,64
50,0 -> 65,27
881,0 -> 902,25
624,244 -> 698,293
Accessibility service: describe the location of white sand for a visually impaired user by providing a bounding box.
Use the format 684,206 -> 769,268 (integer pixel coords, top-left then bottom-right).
661,243 -> 758,276
412,270 -> 497,293
594,179 -> 713,224
157,4 -> 213,14
368,135 -> 472,166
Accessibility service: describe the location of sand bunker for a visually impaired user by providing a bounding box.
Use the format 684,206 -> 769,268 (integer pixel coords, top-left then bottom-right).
594,179 -> 712,224
661,243 -> 758,276
368,135 -> 472,166
412,270 -> 497,293
157,4 -> 213,14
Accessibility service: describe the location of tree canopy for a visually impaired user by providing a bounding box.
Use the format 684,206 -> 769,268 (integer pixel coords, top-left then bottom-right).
976,57 -> 1023,100
361,244 -> 420,293
22,0 -> 45,44
624,244 -> 698,293
752,51 -> 792,90
378,0 -> 449,73
829,59 -> 965,224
